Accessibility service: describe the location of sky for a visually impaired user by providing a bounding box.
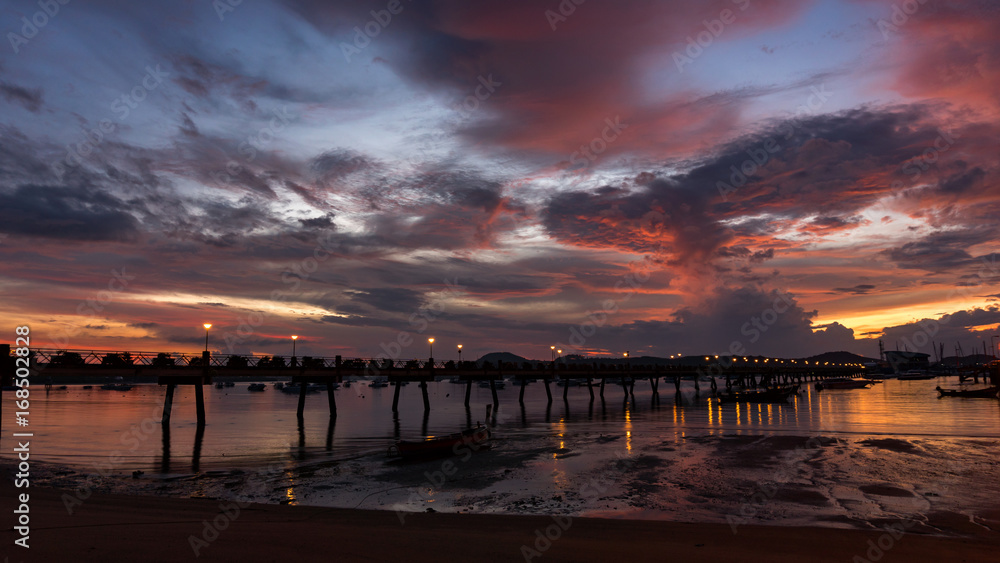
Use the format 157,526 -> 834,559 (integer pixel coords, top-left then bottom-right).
2,0 -> 1000,361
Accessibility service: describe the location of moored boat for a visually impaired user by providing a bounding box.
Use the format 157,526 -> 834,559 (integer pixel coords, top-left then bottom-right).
100,383 -> 133,391
815,378 -> 872,390
248,383 -> 267,391
717,386 -> 795,404
936,386 -> 999,398
388,425 -> 491,459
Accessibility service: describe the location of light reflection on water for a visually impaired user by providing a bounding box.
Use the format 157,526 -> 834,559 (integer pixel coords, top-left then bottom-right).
4,378 -> 999,473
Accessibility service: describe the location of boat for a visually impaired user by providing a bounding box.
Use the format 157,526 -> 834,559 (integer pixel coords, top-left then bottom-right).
82,385 -> 93,390
556,379 -> 582,387
936,386 -> 999,398
100,383 -> 133,391
478,380 -> 506,389
717,386 -> 795,404
897,370 -> 936,381
815,378 -> 872,390
342,381 -> 351,388
368,380 -> 389,388
387,425 -> 491,459
273,382 -> 285,390
247,383 -> 267,391
215,382 -> 225,389
224,381 -> 236,387
279,383 -> 320,394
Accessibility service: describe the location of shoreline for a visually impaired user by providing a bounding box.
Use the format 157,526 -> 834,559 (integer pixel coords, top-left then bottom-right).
2,478 -> 998,562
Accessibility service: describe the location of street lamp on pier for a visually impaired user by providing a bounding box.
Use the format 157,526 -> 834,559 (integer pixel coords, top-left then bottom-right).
428,337 -> 434,360
291,335 -> 298,363
203,324 -> 212,352
457,344 -> 463,365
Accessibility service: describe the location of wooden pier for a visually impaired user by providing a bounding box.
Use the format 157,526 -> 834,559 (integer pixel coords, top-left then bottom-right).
3,347 -> 876,428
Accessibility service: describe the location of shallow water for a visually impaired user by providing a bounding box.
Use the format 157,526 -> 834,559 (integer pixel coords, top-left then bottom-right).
7,378 -> 1000,533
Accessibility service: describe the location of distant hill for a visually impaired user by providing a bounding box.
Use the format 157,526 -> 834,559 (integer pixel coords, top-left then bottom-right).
938,354 -> 995,366
803,351 -> 879,364
475,352 -> 537,367
473,350 -> 892,367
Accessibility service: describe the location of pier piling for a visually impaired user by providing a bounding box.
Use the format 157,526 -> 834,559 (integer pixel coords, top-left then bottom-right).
327,382 -> 337,418
162,383 -> 175,424
297,380 -> 307,420
420,380 -> 430,411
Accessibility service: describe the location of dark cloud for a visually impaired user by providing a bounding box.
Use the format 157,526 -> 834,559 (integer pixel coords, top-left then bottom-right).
831,284 -> 876,295
0,184 -> 140,242
879,306 -> 1000,357
0,81 -> 43,113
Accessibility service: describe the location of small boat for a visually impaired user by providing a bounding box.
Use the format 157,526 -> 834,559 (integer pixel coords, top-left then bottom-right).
274,382 -> 285,390
815,378 -> 872,390
247,383 -> 267,391
369,380 -> 389,388
82,385 -> 93,390
478,380 -> 506,389
215,382 -> 225,389
936,386 -> 999,398
224,381 -> 236,387
388,425 -> 491,459
556,379 -> 582,387
342,381 -> 351,388
717,387 -> 795,404
897,370 -> 936,381
100,383 -> 133,391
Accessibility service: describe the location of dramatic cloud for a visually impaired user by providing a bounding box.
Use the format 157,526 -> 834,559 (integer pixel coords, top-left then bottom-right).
1,0 -> 998,359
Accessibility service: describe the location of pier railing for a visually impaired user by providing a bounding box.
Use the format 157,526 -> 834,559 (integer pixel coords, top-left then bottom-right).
11,348 -> 869,374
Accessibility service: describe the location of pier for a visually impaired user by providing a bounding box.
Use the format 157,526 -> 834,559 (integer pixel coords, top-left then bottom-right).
3,346 -> 876,428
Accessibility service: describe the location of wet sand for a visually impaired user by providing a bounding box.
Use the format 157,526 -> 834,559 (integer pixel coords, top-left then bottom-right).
2,479 -> 998,562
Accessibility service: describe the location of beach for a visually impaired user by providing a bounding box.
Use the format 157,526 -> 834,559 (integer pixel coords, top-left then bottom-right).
2,474 -> 999,562
4,381 -> 1000,561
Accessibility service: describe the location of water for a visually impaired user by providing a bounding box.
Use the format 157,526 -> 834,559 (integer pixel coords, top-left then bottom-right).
7,378 -> 1000,532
